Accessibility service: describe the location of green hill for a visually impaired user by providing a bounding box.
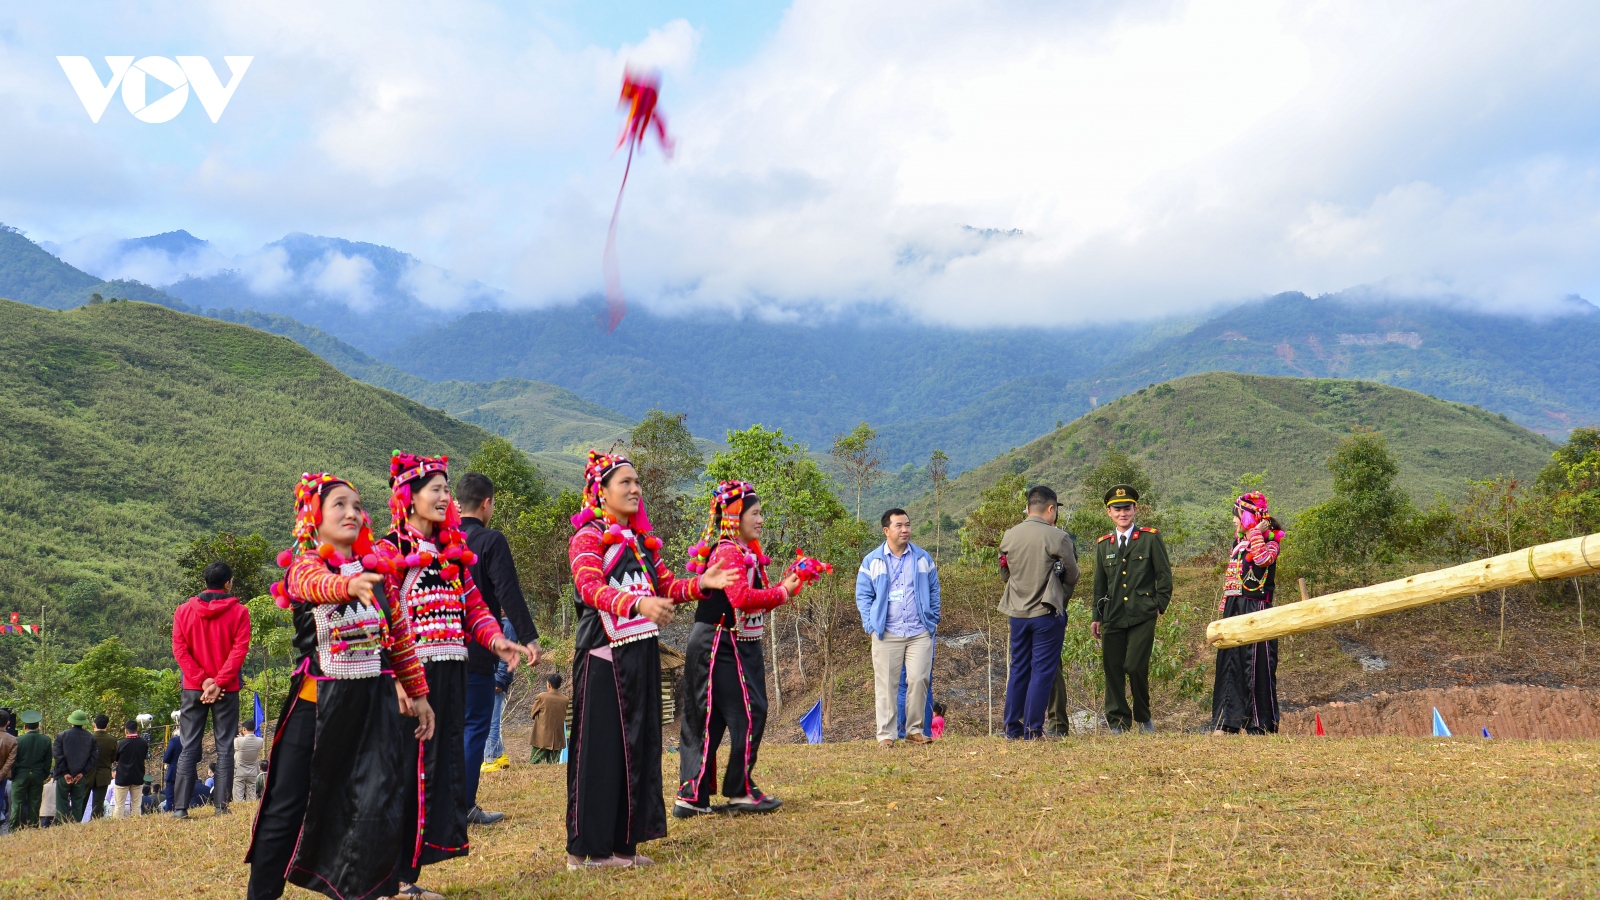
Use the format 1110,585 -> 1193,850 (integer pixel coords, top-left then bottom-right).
915,372 -> 1556,540
207,308 -> 635,486
0,299 -> 494,667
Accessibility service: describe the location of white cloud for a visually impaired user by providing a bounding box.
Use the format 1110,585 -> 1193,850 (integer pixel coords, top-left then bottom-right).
9,1 -> 1600,324
306,251 -> 378,310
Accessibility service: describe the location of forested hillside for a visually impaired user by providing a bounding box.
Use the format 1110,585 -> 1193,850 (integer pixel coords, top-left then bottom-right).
916,373 -> 1555,544
0,299 -> 494,668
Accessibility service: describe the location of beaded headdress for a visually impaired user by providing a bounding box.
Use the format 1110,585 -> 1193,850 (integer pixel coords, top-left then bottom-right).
687,480 -> 765,574
388,450 -> 474,582
1234,491 -> 1284,541
269,472 -> 391,608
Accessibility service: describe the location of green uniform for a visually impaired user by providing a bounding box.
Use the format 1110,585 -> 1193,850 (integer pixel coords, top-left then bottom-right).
1091,525 -> 1173,729
10,731 -> 52,829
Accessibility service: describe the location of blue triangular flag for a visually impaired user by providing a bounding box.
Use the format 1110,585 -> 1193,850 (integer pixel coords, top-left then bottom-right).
800,699 -> 824,744
254,692 -> 265,737
1482,727 -> 1491,739
1431,707 -> 1452,738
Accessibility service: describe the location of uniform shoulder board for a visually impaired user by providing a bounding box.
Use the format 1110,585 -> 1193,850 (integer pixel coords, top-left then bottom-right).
1097,533 -> 1113,543
1141,526 -> 1158,534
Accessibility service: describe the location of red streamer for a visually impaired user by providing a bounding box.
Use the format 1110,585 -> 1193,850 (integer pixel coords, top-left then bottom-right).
603,69 -> 674,333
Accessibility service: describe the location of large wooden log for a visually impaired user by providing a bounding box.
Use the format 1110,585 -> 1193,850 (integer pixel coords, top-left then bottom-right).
1205,533 -> 1600,649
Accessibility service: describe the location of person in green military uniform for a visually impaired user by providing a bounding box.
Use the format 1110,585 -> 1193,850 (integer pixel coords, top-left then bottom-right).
1090,484 -> 1173,734
53,709 -> 98,824
11,710 -> 53,829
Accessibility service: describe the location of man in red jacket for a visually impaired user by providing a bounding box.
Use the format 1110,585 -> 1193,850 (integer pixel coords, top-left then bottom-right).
170,560 -> 251,819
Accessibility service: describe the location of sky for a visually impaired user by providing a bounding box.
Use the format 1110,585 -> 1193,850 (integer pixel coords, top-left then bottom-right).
4,0 -> 1600,325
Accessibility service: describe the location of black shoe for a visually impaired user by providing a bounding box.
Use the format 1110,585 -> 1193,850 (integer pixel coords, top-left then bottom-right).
1139,721 -> 1155,734
170,809 -> 188,820
673,799 -> 713,818
1108,724 -> 1126,735
214,805 -> 231,815
466,806 -> 504,826
724,793 -> 782,814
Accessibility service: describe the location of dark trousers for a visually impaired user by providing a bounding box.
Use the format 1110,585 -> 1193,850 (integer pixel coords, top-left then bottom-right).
247,697 -> 316,900
10,773 -> 42,829
1044,670 -> 1071,735
176,689 -> 239,810
896,633 -> 936,740
1102,618 -> 1157,728
462,670 -> 497,812
89,783 -> 109,818
1005,613 -> 1067,739
678,625 -> 768,805
0,775 -> 9,830
57,777 -> 91,824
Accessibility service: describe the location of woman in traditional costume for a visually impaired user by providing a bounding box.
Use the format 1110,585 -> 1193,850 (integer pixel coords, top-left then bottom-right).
381,452 -> 529,899
675,481 -> 800,817
245,473 -> 434,900
565,450 -> 735,869
1211,491 -> 1283,735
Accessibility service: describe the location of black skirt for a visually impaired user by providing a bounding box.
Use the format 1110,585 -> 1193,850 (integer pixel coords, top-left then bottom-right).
398,658 -> 470,875
566,639 -> 665,857
1211,594 -> 1279,733
286,673 -> 410,900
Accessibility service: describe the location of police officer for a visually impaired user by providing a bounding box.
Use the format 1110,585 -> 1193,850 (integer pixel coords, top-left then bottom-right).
1090,484 -> 1173,734
10,710 -> 52,829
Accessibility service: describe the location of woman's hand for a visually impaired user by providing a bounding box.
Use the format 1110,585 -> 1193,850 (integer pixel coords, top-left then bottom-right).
491,636 -> 534,673
348,572 -> 384,603
699,559 -> 738,591
779,573 -> 802,595
395,682 -> 414,716
410,697 -> 436,741
637,596 -> 674,626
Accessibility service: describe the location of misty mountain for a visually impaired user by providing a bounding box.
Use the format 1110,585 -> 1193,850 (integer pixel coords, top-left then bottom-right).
380,299 -> 1157,468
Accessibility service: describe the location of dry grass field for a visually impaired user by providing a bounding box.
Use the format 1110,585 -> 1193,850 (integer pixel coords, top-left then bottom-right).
3,733 -> 1597,899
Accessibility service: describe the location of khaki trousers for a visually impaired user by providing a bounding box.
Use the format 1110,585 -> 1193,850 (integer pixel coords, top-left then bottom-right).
109,784 -> 141,818
233,772 -> 259,802
871,632 -> 933,741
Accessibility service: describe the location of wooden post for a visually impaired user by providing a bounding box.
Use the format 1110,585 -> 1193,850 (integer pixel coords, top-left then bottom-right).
1297,578 -> 1309,603
1207,533 -> 1600,649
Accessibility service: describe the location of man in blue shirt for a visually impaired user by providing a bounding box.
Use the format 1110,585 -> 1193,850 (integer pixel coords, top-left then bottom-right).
856,508 -> 941,747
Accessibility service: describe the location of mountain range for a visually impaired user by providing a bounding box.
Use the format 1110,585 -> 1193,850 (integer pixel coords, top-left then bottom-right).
9,223 -> 1600,479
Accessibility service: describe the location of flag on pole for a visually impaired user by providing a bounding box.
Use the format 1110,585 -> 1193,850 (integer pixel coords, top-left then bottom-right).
1314,713 -> 1325,736
254,692 -> 265,737
800,699 -> 824,744
1431,707 -> 1452,737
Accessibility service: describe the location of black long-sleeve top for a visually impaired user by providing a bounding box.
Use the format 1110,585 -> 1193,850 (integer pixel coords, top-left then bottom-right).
53,725 -> 98,778
462,517 -> 539,676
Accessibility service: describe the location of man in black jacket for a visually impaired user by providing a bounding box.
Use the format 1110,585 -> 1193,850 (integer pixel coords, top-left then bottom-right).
112,720 -> 148,817
457,472 -> 541,826
52,709 -> 98,824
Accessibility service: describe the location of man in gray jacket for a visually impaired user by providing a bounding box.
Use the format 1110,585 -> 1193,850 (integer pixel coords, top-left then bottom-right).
998,486 -> 1079,740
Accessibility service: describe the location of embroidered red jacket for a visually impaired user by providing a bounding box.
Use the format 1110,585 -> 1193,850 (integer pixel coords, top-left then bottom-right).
568,523 -> 703,617
285,553 -> 429,698
710,540 -> 793,612
377,525 -> 504,659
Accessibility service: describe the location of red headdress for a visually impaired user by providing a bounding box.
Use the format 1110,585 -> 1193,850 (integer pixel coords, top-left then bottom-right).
687,480 -> 765,575
268,472 -> 394,608
388,450 -> 475,582
1235,491 -> 1284,541
570,449 -> 661,552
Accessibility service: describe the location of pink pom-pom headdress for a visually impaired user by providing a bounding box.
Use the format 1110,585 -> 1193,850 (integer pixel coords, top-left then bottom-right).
1235,491 -> 1284,541
270,472 -> 392,608
388,450 -> 476,582
687,480 -> 764,574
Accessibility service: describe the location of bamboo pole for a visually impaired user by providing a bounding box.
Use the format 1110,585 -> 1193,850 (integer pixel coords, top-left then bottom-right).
1206,533 -> 1600,649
